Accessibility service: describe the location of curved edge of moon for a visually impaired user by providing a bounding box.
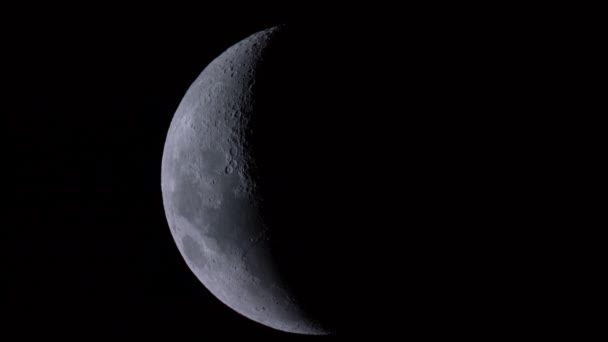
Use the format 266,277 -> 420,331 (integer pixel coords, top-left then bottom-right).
161,26 -> 332,335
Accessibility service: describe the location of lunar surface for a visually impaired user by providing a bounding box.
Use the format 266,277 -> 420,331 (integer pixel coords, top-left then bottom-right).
161,26 -> 337,335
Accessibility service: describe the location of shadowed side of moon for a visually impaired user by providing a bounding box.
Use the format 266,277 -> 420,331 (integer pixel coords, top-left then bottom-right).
161,26 -> 338,335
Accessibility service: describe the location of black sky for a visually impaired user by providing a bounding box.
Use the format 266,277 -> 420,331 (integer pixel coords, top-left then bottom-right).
3,5 -> 567,339
5,11 -> 346,339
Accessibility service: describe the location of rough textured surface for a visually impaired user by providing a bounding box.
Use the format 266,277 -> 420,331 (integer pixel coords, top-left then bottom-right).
161,27 -> 331,335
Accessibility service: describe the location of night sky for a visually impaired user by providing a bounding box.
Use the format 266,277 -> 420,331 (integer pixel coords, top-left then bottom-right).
5,10 -> 345,339
4,5 -> 556,339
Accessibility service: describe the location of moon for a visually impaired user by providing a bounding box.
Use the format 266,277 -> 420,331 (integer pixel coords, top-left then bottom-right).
161,26 -> 337,335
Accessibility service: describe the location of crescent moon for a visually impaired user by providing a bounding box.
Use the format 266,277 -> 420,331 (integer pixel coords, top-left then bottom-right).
161,27 -> 335,335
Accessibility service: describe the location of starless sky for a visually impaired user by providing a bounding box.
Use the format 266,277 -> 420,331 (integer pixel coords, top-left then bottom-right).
5,10 -> 342,339
4,4 -> 552,339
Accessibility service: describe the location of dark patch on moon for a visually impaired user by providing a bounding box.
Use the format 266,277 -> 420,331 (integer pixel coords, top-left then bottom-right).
182,235 -> 207,270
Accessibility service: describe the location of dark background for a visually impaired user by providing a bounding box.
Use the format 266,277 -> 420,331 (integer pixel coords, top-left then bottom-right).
5,10 -> 347,339
3,5 -> 572,339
